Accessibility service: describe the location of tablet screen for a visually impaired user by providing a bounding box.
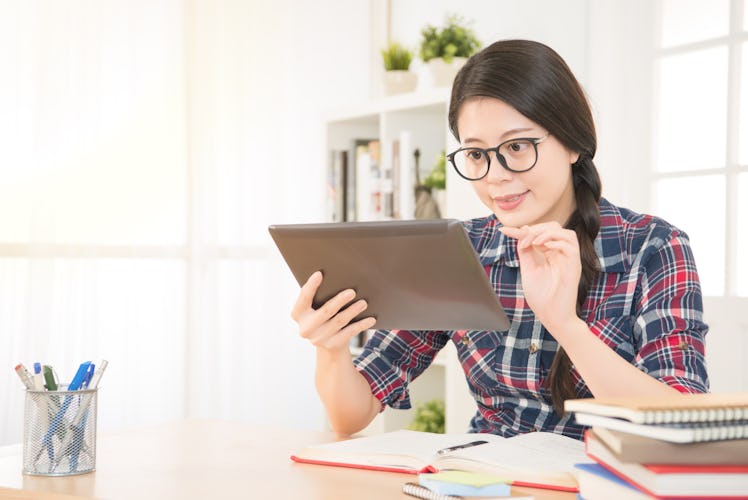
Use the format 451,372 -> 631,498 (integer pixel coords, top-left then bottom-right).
269,219 -> 510,331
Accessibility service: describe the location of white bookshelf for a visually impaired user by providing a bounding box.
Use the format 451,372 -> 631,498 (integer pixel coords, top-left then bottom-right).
325,89 -> 488,435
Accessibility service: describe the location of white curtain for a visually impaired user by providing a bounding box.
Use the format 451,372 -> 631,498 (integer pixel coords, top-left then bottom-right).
1,0 -> 372,445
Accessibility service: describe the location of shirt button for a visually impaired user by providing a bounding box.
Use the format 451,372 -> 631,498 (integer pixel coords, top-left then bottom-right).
678,341 -> 689,350
528,342 -> 538,354
461,334 -> 470,345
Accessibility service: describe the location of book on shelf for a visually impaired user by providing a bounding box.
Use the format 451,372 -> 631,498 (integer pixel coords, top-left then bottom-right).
326,149 -> 348,222
389,130 -> 415,220
344,142 -> 357,222
367,139 -> 383,220
353,139 -> 380,221
590,426 -> 748,465
351,132 -> 415,222
575,463 -> 652,500
564,392 -> 748,424
584,429 -> 748,498
397,130 -> 415,220
390,137 -> 401,219
290,428 -> 593,492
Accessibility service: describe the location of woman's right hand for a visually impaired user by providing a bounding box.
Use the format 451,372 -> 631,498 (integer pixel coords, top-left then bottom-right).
291,271 -> 377,353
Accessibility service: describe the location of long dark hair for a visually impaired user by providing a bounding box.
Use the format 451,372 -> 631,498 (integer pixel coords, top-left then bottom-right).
449,39 -> 602,415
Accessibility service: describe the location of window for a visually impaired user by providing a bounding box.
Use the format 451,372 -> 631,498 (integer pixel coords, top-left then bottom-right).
652,0 -> 747,296
651,0 -> 748,392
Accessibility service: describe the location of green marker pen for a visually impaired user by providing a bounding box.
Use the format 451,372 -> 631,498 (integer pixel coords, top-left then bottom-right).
42,365 -> 57,391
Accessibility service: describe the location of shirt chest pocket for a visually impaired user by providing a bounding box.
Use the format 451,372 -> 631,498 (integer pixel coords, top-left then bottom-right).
457,330 -> 544,398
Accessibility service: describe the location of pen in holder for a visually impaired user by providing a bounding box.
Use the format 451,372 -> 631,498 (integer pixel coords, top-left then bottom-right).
22,386 -> 98,476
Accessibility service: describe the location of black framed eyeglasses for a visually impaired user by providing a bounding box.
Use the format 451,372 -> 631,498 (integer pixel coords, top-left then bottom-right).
447,133 -> 550,180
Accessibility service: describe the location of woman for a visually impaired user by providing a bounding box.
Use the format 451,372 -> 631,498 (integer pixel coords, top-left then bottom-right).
292,39 -> 709,440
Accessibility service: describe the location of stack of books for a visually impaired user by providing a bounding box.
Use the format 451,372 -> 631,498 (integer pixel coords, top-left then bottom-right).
564,393 -> 748,499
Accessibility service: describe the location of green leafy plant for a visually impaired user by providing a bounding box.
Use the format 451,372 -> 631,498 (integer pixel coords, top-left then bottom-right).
381,41 -> 414,71
408,398 -> 445,434
423,150 -> 446,190
419,14 -> 481,64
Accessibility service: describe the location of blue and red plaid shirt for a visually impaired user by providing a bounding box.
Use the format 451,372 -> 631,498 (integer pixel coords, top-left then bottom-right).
353,198 -> 709,440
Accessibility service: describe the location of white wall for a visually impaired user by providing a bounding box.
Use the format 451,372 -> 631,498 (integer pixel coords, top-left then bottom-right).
184,0 -> 375,431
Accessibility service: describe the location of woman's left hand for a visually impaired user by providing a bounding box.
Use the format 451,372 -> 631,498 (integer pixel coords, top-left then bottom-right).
500,222 -> 582,334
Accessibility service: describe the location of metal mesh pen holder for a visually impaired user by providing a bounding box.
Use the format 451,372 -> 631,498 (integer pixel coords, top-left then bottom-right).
22,388 -> 98,476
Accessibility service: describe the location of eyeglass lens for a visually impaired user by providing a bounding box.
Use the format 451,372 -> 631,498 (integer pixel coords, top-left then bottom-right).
452,139 -> 538,179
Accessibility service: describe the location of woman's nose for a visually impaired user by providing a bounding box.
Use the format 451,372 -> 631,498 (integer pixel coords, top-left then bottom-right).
486,152 -> 512,181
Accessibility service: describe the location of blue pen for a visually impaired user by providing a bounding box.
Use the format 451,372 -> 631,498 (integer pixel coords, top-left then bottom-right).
68,363 -> 96,471
67,362 -> 92,391
82,363 -> 95,389
42,361 -> 91,467
55,360 -> 108,472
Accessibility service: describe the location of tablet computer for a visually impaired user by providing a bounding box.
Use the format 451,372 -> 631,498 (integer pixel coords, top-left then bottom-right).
268,219 -> 510,331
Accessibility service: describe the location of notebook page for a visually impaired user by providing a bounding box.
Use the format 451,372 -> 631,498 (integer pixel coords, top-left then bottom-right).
445,431 -> 591,474
297,430 -> 490,468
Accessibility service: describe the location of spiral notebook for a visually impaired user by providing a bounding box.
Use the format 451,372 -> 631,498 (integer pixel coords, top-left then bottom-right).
565,392 -> 748,443
564,392 -> 748,424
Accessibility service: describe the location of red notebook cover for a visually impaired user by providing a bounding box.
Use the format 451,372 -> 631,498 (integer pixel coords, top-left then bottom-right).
584,430 -> 748,499
290,454 -> 579,492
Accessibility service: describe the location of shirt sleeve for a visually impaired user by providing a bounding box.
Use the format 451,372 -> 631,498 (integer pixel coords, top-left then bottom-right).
633,228 -> 710,393
353,329 -> 449,410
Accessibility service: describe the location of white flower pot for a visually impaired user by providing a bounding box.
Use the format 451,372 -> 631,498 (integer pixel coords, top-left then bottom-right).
427,57 -> 468,87
382,70 -> 418,96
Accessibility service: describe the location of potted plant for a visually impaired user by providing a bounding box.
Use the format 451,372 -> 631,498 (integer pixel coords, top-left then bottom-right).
381,41 -> 417,96
408,398 -> 445,433
419,14 -> 481,87
423,150 -> 447,215
413,149 -> 445,219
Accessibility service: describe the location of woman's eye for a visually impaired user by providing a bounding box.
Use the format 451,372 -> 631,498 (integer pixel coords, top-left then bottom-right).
506,140 -> 529,153
464,149 -> 483,161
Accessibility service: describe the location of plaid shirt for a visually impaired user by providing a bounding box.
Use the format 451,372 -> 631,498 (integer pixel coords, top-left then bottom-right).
353,198 -> 709,440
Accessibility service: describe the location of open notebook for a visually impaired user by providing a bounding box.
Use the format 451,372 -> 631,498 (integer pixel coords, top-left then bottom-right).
291,429 -> 592,492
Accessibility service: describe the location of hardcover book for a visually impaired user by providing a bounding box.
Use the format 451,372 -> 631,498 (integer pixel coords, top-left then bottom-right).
584,430 -> 748,498
291,429 -> 593,492
575,463 -> 652,500
590,426 -> 748,465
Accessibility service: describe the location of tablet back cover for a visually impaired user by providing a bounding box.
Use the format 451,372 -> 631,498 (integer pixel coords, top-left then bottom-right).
269,219 -> 510,331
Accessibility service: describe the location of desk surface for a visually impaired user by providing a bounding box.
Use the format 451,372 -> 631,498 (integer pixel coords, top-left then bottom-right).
0,420 -> 576,500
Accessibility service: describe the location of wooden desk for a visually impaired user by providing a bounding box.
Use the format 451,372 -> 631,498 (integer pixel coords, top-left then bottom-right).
0,420 -> 576,499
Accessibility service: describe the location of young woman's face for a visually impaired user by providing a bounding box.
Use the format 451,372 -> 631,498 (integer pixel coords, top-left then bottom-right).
455,97 -> 579,227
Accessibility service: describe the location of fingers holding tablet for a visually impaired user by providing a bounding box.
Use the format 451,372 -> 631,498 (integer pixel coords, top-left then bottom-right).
294,271 -> 376,351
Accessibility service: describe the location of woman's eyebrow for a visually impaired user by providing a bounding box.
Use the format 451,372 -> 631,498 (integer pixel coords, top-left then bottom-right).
461,127 -> 537,145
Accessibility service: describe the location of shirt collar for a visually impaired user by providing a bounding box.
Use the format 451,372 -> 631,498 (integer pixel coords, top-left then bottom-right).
476,198 -> 629,273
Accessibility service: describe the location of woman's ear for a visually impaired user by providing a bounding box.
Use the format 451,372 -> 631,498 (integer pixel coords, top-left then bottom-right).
570,150 -> 580,165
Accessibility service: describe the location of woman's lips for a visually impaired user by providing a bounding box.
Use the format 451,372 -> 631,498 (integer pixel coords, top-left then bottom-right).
493,191 -> 528,211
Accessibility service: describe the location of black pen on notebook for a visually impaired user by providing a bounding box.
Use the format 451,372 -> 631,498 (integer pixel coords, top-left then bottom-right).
436,439 -> 489,456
